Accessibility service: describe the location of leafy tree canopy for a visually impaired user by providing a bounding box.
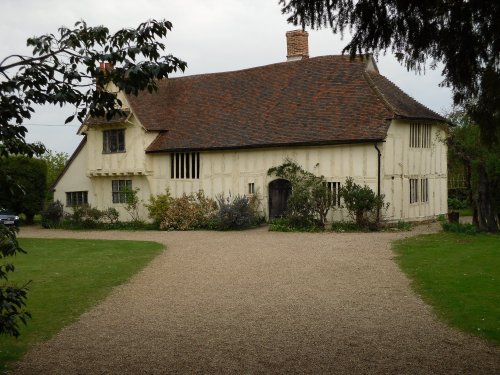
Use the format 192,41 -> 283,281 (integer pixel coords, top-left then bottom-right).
0,19 -> 185,338
280,1 -> 500,145
0,156 -> 47,223
39,150 -> 69,201
0,19 -> 186,157
447,109 -> 500,231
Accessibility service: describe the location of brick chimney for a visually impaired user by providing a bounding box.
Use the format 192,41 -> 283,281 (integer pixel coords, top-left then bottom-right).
97,62 -> 113,91
286,30 -> 309,61
99,62 -> 113,73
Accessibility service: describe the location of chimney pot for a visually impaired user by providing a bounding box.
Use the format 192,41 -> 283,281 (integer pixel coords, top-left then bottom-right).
286,30 -> 309,61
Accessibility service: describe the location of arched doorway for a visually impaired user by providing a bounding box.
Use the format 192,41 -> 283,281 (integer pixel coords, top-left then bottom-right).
268,179 -> 292,219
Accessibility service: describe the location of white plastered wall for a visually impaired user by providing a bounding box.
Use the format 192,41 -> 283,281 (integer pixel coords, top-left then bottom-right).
53,141 -> 92,208
55,114 -> 448,223
381,119 -> 448,222
147,143 -> 380,222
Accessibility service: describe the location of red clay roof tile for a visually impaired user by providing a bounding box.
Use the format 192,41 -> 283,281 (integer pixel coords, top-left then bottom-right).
123,55 -> 445,153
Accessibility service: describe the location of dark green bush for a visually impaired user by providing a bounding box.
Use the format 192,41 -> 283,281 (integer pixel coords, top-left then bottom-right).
101,207 -> 120,224
269,217 -> 322,232
40,200 -> 64,228
448,197 -> 468,210
330,221 -> 362,232
71,205 -> 103,227
44,205 -> 128,230
396,220 -> 413,231
441,221 -> 478,234
339,177 -> 387,229
0,156 -> 47,224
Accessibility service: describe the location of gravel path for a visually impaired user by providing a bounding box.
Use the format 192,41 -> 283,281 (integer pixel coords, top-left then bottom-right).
13,224 -> 500,374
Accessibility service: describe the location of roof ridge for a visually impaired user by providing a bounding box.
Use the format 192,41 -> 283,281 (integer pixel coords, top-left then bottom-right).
162,55 -> 357,82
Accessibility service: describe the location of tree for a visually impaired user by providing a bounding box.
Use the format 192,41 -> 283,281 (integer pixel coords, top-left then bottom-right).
0,156 -> 47,224
0,19 -> 186,337
339,177 -> 386,228
280,1 -> 499,231
39,150 -> 68,201
0,225 -> 30,337
447,110 -> 500,231
1,19 -> 186,157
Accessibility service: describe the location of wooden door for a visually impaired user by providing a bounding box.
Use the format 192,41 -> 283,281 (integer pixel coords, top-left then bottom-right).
268,179 -> 291,219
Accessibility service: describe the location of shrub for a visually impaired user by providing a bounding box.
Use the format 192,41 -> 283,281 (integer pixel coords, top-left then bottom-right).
331,220 -> 362,232
268,159 -> 336,230
448,197 -> 468,210
123,187 -> 141,222
216,194 -> 253,230
193,191 -> 218,228
145,189 -> 174,226
160,192 -> 217,231
40,200 -> 64,228
396,220 -> 413,231
101,207 -> 120,224
441,221 -> 478,235
339,177 -> 387,229
269,217 -> 322,232
69,205 -> 103,228
157,191 -> 262,231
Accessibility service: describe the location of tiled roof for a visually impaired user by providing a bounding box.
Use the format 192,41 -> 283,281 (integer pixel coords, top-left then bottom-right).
365,71 -> 447,121
124,55 -> 445,153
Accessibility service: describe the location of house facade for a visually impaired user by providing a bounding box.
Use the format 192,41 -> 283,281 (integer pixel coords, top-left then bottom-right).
53,31 -> 448,223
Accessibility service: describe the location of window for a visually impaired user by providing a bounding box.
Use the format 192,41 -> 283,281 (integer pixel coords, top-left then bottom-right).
248,183 -> 255,195
325,181 -> 341,206
171,152 -> 200,179
410,123 -> 431,148
112,180 -> 132,203
420,178 -> 429,203
409,179 -> 418,204
410,178 -> 429,204
66,191 -> 88,206
103,129 -> 125,153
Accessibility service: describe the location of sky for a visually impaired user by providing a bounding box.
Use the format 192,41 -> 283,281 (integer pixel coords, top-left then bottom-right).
0,0 -> 453,155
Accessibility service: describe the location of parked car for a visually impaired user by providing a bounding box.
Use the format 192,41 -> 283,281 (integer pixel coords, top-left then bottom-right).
0,210 -> 20,227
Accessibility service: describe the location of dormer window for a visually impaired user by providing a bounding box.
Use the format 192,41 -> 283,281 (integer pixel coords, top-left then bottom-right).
103,129 -> 125,153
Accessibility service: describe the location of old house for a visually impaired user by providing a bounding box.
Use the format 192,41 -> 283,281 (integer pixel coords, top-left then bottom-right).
53,30 -> 448,222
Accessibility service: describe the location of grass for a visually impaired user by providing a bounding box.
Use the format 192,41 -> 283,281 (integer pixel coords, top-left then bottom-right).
0,238 -> 163,371
393,232 -> 500,345
457,207 -> 473,217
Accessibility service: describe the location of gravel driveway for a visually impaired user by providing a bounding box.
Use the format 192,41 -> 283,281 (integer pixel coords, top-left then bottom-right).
13,224 -> 500,374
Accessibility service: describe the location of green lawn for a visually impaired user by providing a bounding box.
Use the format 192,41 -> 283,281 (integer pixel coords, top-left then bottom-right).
0,238 -> 163,371
457,207 -> 473,217
393,232 -> 500,345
